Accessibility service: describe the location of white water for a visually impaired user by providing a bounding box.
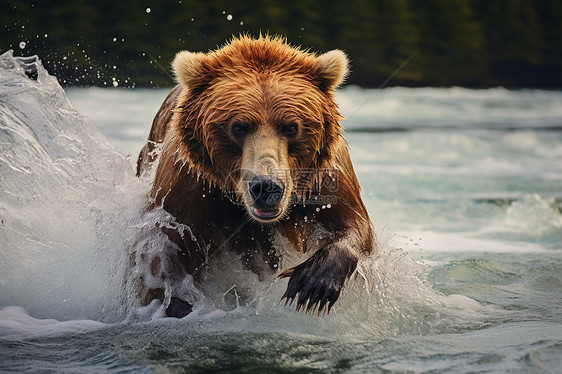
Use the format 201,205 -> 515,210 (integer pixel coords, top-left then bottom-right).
1,51 -> 561,372
0,51 -> 154,323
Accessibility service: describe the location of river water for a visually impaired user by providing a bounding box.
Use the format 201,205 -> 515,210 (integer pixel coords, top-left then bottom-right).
1,51 -> 561,373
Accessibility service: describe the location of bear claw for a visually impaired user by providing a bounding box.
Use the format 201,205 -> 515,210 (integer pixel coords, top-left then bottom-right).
279,245 -> 357,315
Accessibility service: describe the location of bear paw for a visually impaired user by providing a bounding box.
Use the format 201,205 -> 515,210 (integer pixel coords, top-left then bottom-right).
278,245 -> 357,315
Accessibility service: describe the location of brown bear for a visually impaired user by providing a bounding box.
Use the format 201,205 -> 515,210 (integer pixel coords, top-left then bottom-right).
136,35 -> 375,317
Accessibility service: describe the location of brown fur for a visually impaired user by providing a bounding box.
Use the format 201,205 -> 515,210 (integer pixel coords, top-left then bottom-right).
137,36 -> 375,316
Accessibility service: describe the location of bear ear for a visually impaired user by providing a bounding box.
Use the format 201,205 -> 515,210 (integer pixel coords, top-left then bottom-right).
315,50 -> 349,91
172,51 -> 209,89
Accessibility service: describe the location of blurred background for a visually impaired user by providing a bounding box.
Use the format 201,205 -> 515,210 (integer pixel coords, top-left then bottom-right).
2,0 -> 561,88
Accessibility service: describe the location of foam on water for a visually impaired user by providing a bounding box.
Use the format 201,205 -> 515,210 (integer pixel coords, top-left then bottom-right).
0,306 -> 105,341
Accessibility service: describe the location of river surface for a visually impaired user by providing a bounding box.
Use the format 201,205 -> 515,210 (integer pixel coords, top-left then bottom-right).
1,51 -> 561,373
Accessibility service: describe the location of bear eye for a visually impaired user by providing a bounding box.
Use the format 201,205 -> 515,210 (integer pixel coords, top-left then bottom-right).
232,122 -> 249,137
281,123 -> 298,137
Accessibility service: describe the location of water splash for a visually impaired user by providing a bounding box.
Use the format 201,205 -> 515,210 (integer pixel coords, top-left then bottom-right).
0,50 -> 146,322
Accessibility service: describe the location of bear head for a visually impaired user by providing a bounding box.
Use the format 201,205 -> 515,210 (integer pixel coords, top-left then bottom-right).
169,35 -> 348,223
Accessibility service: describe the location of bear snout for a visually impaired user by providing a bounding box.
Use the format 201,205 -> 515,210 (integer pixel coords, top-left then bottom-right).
248,175 -> 285,219
249,175 -> 285,208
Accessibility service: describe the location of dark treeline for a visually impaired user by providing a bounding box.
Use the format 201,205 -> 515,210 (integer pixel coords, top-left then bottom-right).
2,0 -> 561,88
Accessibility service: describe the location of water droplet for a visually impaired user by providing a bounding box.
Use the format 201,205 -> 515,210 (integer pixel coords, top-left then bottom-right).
19,41 -> 26,49
113,37 -> 117,42
239,21 -> 244,26
145,7 -> 151,13
113,81 -> 118,87
315,207 -> 320,212
226,14 -> 232,21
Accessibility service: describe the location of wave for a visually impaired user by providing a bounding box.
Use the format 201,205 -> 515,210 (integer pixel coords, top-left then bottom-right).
339,85 -> 562,130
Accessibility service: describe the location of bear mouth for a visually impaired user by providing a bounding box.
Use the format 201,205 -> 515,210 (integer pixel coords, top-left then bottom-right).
251,207 -> 283,221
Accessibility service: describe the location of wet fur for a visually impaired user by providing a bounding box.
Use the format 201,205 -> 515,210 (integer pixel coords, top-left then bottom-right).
137,36 -> 375,316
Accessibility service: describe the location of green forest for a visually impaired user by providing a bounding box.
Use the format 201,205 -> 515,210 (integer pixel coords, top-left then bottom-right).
2,0 -> 561,88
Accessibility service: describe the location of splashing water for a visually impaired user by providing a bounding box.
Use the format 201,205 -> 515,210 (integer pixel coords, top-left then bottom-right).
0,50 -> 145,322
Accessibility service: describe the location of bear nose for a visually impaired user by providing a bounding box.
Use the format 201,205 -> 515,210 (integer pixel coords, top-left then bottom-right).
249,175 -> 285,209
